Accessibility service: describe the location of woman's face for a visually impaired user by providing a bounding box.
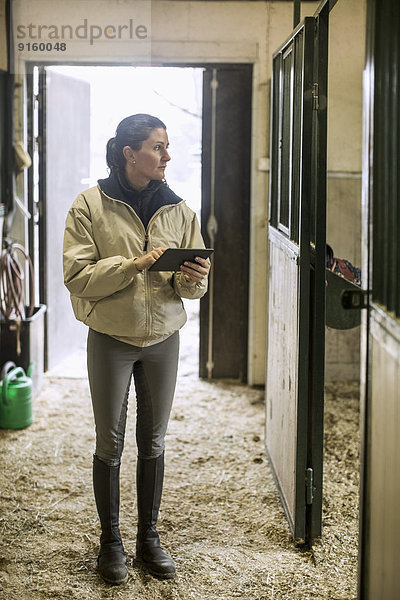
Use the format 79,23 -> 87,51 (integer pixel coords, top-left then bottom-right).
129,127 -> 171,184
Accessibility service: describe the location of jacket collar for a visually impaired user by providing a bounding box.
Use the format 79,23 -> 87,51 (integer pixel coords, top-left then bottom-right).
97,171 -> 183,206
98,171 -> 161,202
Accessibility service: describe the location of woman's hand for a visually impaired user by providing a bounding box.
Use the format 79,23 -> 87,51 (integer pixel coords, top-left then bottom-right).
134,247 -> 167,271
180,256 -> 210,283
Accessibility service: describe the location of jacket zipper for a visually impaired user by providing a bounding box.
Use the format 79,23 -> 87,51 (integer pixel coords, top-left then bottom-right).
144,269 -> 152,338
142,207 -> 180,339
144,203 -> 184,239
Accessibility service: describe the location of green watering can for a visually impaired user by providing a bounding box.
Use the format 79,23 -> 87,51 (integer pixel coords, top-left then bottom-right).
0,362 -> 34,429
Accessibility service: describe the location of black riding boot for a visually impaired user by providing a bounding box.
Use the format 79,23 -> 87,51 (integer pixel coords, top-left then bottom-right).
93,455 -> 129,585
136,453 -> 176,579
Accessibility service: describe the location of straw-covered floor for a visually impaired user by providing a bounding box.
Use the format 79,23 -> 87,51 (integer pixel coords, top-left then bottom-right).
0,314 -> 359,599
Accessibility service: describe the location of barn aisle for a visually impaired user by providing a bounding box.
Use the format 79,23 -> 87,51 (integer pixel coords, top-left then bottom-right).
0,307 -> 359,599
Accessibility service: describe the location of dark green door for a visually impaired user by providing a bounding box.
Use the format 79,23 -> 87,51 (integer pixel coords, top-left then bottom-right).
200,65 -> 252,381
266,11 -> 328,544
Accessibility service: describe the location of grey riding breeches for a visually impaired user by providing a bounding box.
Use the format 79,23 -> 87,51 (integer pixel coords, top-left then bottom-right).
87,328 -> 180,466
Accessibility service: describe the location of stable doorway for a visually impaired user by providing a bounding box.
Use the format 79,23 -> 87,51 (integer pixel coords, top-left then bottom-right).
26,64 -> 252,380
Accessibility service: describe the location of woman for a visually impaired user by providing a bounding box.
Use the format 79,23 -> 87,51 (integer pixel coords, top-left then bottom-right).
63,114 -> 210,585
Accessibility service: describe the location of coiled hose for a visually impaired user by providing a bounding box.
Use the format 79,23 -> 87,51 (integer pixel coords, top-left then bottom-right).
0,242 -> 34,322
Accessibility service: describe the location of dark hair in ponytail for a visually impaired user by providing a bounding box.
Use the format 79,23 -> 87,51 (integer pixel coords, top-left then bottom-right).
106,114 -> 167,173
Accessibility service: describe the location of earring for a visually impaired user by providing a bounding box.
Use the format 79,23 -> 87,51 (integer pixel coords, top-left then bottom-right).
131,159 -> 136,165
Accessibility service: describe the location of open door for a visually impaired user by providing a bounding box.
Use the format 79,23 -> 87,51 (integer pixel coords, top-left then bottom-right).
29,67 -> 90,371
265,10 -> 328,544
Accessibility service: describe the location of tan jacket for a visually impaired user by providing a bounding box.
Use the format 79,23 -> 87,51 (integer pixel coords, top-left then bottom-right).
63,184 -> 208,347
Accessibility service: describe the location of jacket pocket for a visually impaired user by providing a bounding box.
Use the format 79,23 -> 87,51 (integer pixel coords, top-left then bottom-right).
71,297 -> 97,324
150,275 -> 187,337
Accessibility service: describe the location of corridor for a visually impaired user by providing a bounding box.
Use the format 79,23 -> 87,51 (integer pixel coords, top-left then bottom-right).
0,307 -> 359,600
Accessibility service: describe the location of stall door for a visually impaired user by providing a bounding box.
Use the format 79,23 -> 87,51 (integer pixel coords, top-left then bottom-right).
359,0 -> 400,596
200,65 -> 252,381
37,67 -> 90,370
266,12 -> 328,544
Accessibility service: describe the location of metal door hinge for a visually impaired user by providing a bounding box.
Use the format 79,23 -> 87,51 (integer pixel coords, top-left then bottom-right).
312,83 -> 319,110
341,289 -> 370,310
306,468 -> 313,504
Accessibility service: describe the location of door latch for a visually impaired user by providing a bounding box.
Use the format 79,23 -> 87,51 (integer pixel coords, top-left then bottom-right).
341,289 -> 370,310
312,83 -> 319,110
306,468 -> 313,505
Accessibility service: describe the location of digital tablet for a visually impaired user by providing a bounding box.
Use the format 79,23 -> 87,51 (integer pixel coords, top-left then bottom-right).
148,248 -> 214,272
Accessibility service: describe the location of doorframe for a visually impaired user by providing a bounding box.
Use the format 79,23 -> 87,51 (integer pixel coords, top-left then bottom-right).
24,60 -> 254,377
26,66 -> 47,307
200,63 -> 252,381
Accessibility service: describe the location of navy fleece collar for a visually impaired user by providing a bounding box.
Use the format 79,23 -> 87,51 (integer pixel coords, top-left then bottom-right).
97,171 -> 183,228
